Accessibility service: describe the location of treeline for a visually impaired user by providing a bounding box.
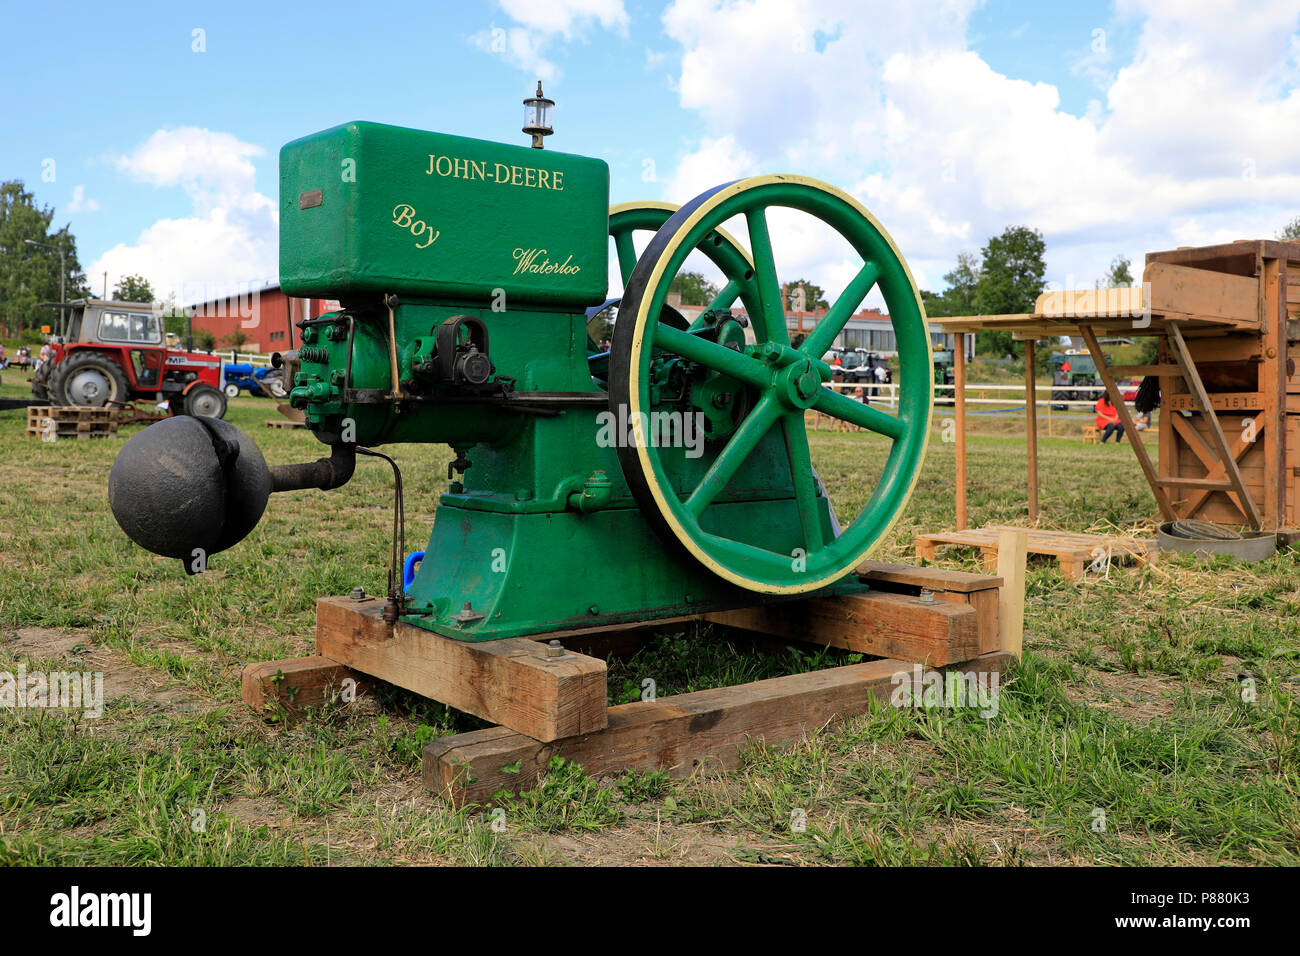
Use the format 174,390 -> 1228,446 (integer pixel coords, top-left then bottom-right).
921,225 -> 1136,359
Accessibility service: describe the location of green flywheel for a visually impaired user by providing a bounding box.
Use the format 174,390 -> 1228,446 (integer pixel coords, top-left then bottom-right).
609,175 -> 932,594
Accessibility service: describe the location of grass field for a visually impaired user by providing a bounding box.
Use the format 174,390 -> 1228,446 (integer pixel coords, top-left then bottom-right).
1,376 -> 1297,866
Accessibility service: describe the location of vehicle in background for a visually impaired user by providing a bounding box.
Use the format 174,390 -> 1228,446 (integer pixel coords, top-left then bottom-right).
932,348 -> 955,405
1048,349 -> 1107,410
30,299 -> 228,418
221,361 -> 288,399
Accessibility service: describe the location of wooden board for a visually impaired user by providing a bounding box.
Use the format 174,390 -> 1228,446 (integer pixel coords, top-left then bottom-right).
423,651 -> 1014,806
856,559 -> 1002,594
1144,261 -> 1260,327
241,655 -> 370,721
704,590 -> 981,666
314,596 -> 608,742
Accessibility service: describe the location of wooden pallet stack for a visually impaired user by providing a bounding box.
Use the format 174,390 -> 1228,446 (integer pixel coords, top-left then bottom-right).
243,548 -> 1026,806
25,405 -> 118,440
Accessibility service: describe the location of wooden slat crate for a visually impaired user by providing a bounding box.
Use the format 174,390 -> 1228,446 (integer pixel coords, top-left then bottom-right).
25,406 -> 118,440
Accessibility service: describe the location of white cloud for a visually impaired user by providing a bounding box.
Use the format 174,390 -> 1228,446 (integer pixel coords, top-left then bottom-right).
471,0 -> 629,80
66,185 -> 99,214
497,0 -> 628,38
658,0 -> 1300,298
91,128 -> 277,302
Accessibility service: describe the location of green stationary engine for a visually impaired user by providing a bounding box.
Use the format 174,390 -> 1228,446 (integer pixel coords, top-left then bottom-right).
108,115 -> 933,642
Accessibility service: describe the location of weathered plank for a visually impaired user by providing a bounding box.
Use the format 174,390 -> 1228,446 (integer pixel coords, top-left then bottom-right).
241,655 -> 369,721
314,596 -> 607,742
423,652 -> 1014,806
703,591 -> 980,666
857,559 -> 1003,594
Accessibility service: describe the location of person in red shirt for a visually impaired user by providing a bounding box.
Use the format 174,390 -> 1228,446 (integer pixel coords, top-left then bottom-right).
1095,394 -> 1123,443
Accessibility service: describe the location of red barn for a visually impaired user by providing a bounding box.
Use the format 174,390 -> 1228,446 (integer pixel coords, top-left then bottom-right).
186,284 -> 335,354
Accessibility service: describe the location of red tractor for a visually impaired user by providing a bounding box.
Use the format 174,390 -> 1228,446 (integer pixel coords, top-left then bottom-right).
31,299 -> 228,418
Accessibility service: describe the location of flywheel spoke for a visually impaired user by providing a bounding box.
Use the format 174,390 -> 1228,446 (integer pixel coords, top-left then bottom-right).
781,412 -> 824,552
685,394 -> 781,516
744,208 -> 790,347
653,323 -> 770,390
802,261 -> 880,359
812,386 -> 904,439
613,229 -> 638,287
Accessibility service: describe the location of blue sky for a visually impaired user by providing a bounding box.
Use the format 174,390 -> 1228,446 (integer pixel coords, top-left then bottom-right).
2,0 -> 1297,305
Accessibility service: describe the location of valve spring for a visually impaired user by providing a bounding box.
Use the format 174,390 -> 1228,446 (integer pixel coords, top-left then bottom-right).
299,346 -> 329,364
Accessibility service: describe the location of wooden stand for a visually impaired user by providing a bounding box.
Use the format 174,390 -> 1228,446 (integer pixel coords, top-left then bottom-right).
243,561 -> 1021,805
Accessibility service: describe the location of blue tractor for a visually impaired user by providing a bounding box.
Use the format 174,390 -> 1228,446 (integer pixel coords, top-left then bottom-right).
220,362 -> 288,400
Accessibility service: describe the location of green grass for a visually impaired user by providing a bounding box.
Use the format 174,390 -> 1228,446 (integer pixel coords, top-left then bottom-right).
0,373 -> 1297,865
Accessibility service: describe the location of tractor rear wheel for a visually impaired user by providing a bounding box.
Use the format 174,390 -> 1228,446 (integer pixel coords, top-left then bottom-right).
183,384 -> 227,419
48,351 -> 130,407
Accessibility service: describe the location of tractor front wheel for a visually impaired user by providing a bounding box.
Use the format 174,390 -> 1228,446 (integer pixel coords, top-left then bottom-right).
48,351 -> 130,407
183,384 -> 228,419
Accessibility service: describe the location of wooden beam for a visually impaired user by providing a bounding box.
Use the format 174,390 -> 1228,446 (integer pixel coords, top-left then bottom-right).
1144,261 -> 1260,326
1080,324 -> 1176,521
241,655 -> 370,721
1154,476 -> 1234,489
995,529 -> 1027,658
954,332 -> 968,530
1165,393 -> 1262,412
1109,364 -> 1182,376
705,590 -> 982,666
1025,338 -> 1039,523
1262,257 -> 1286,528
1165,322 -> 1262,528
856,560 -> 1002,594
314,596 -> 608,742
423,652 -> 1015,806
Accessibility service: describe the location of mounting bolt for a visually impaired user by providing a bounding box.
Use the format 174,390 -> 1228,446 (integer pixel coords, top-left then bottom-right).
349,587 -> 366,601
546,640 -> 564,658
918,588 -> 937,604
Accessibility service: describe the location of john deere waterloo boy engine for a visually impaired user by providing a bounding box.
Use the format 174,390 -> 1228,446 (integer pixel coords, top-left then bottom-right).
109,114 -> 932,642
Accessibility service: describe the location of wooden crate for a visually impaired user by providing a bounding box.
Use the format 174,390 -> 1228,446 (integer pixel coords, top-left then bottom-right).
243,561 -> 1021,805
25,405 -> 117,440
1149,240 -> 1300,530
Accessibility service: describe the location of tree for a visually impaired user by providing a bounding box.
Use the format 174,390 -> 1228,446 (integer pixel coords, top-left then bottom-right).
973,226 -> 1046,358
784,278 -> 829,311
0,180 -> 90,331
1103,255 -> 1133,288
1278,216 -> 1300,241
667,271 -> 719,306
113,274 -> 155,304
922,252 -> 981,318
222,329 -> 250,350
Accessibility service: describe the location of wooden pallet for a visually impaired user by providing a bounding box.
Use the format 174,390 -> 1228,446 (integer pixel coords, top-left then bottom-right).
915,524 -> 1155,581
25,405 -> 117,440
243,560 -> 1021,805
264,419 -> 305,429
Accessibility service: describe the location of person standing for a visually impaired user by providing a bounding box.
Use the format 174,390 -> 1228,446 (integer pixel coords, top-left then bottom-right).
1095,394 -> 1123,443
